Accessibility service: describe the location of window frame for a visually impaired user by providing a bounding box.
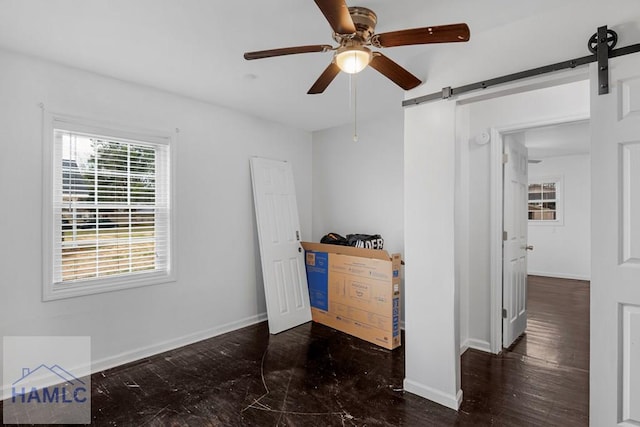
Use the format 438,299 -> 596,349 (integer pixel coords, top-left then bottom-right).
527,175 -> 564,226
43,112 -> 176,301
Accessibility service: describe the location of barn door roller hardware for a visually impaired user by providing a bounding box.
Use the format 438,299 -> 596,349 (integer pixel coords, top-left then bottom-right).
403,25 -> 640,107
589,26 -> 618,94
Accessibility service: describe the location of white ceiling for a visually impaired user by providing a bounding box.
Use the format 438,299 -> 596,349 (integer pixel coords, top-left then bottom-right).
525,121 -> 590,160
0,0 -> 591,131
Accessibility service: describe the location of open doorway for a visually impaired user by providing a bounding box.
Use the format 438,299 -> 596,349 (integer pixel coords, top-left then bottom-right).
502,120 -> 591,348
500,121 -> 591,354
455,75 -> 591,355
452,76 -> 593,422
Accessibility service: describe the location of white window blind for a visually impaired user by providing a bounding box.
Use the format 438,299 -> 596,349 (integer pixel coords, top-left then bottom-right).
51,127 -> 171,287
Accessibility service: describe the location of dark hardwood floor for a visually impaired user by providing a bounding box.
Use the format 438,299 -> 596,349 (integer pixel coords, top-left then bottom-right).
460,275 -> 590,426
509,275 -> 590,372
1,275 -> 589,426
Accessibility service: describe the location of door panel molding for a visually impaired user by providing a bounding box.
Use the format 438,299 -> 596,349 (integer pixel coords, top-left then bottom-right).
620,77 -> 640,120
622,142 -> 640,264
621,303 -> 640,424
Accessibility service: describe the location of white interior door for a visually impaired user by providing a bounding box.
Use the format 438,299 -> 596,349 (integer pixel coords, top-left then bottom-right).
590,54 -> 640,426
502,133 -> 529,348
250,157 -> 312,334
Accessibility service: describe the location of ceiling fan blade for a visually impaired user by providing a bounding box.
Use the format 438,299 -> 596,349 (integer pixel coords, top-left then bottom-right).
369,53 -> 422,90
308,62 -> 341,94
244,45 -> 333,60
314,0 -> 356,35
373,23 -> 470,48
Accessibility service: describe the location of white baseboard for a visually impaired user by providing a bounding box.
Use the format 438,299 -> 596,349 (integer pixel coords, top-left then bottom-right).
460,342 -> 469,354
2,312 -> 268,401
461,338 -> 492,353
528,271 -> 590,281
403,379 -> 463,411
91,312 -> 268,373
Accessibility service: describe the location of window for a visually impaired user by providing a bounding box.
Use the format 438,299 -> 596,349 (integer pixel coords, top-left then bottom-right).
528,176 -> 563,224
44,115 -> 174,300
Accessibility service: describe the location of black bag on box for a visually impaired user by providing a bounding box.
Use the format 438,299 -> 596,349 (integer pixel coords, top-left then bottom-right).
320,233 -> 349,246
346,234 -> 384,250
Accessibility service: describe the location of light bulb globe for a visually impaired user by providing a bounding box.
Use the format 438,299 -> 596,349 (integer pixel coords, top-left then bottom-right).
335,46 -> 371,74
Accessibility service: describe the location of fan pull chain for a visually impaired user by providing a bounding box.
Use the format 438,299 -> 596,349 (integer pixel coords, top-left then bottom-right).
353,73 -> 358,142
348,74 -> 352,110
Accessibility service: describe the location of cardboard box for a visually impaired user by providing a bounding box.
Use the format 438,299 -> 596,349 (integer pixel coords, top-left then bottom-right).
301,242 -> 402,350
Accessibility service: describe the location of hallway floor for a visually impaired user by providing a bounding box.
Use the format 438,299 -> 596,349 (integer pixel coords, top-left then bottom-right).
1,275 -> 589,426
461,275 -> 590,426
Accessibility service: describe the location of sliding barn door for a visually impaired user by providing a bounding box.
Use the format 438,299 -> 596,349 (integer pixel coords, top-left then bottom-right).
590,53 -> 640,426
250,157 -> 311,334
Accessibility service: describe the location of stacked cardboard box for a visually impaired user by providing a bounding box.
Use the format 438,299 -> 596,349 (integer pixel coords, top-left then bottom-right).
301,242 -> 402,350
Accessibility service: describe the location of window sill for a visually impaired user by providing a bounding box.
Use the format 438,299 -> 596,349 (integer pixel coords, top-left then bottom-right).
43,271 -> 176,301
528,220 -> 564,226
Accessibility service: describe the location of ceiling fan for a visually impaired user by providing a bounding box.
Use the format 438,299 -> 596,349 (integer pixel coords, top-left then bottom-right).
243,0 -> 470,94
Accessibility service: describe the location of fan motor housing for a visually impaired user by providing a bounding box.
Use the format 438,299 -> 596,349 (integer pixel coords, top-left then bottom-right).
333,6 -> 377,44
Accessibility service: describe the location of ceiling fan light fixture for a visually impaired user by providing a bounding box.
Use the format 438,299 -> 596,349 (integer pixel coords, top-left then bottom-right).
335,46 -> 371,74
243,2 -> 470,94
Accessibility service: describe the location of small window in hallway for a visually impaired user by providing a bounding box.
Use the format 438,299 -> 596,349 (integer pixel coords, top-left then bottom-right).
528,176 -> 562,223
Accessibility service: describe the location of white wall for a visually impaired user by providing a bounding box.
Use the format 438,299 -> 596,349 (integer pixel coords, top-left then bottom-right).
311,111 -> 404,254
528,154 -> 591,280
0,49 -> 312,393
311,111 -> 405,323
404,100 -> 461,409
